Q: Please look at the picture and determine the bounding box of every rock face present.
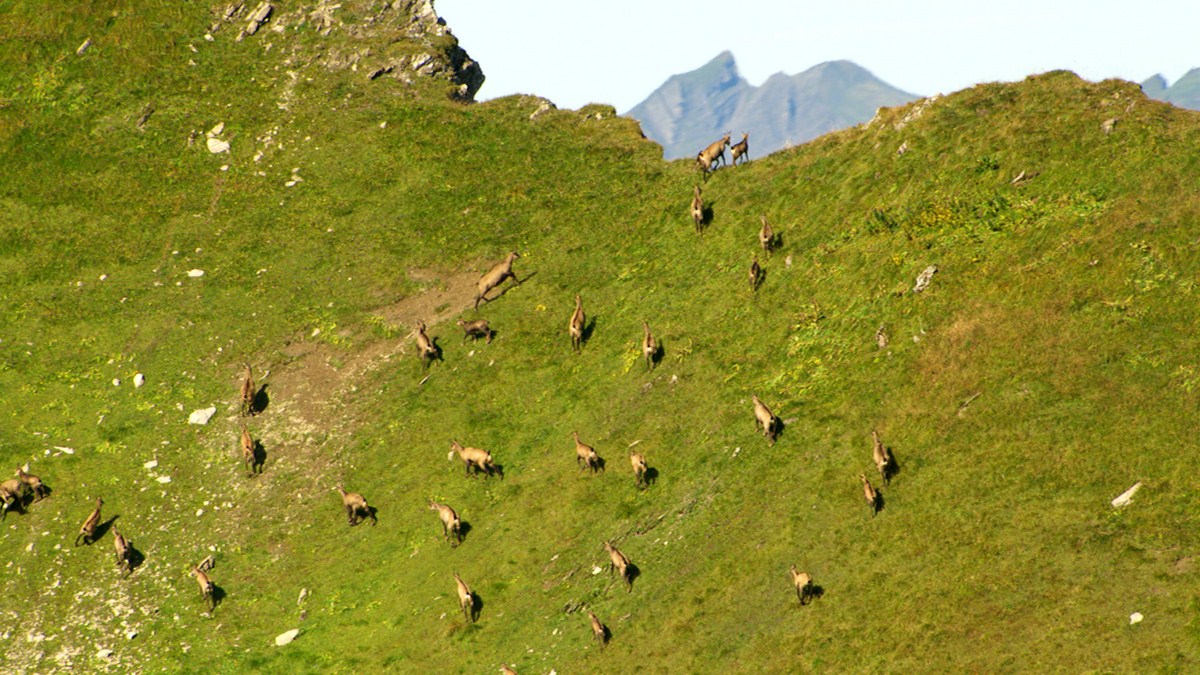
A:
[626,52,918,160]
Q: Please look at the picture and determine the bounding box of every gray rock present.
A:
[187,407,217,425]
[913,265,938,293]
[274,629,300,646]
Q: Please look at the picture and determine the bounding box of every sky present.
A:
[438,0,1198,112]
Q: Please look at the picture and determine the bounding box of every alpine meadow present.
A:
[3,1,1200,673]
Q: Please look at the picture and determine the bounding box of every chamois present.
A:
[457,318,493,344]
[789,565,814,606]
[449,441,499,478]
[588,611,608,649]
[752,395,778,445]
[630,451,649,489]
[75,497,104,546]
[190,566,216,612]
[696,133,730,176]
[239,363,256,416]
[113,527,133,577]
[749,254,763,291]
[453,572,475,623]
[240,425,262,476]
[569,294,586,353]
[871,430,894,485]
[860,473,880,517]
[572,432,603,473]
[603,541,634,592]
[0,478,26,519]
[414,320,439,368]
[16,467,48,502]
[730,132,749,165]
[759,215,775,254]
[475,251,521,309]
[428,500,462,546]
[690,185,705,232]
[642,322,658,371]
[335,484,376,526]
[501,666,518,675]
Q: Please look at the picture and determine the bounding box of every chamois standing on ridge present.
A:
[789,565,814,606]
[572,432,603,473]
[730,132,749,165]
[475,252,520,309]
[75,497,104,546]
[569,294,585,353]
[696,133,730,177]
[336,484,376,526]
[871,430,894,486]
[16,467,48,502]
[453,573,476,623]
[860,473,880,517]
[641,322,658,371]
[457,318,493,344]
[630,451,649,489]
[113,527,133,577]
[449,441,500,478]
[428,500,462,546]
[759,215,775,254]
[604,541,634,592]
[190,566,216,613]
[752,395,778,446]
[239,363,256,417]
[691,185,705,232]
[414,320,439,369]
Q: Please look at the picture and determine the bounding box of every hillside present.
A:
[5,2,1200,673]
[625,52,918,160]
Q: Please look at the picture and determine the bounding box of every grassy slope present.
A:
[4,2,1200,673]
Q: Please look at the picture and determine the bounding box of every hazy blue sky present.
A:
[439,0,1197,112]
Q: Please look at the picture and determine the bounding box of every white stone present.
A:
[913,265,938,293]
[274,629,300,646]
[1130,612,1144,624]
[144,460,158,470]
[1112,482,1142,508]
[206,137,230,154]
[187,269,205,278]
[133,373,145,388]
[208,122,225,137]
[112,378,121,387]
[188,407,217,425]
[126,630,138,640]
[591,566,602,575]
[97,648,113,658]
[157,476,171,484]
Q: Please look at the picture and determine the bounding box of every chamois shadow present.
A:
[365,505,380,525]
[808,585,826,603]
[250,440,267,475]
[625,563,641,591]
[648,342,664,370]
[430,338,445,365]
[126,543,146,574]
[871,490,885,517]
[752,266,767,292]
[592,457,607,473]
[91,515,119,544]
[642,466,659,488]
[491,464,505,481]
[210,584,226,611]
[580,317,597,347]
[701,203,715,226]
[883,448,901,485]
[457,520,473,543]
[468,591,483,623]
[772,417,786,444]
[249,384,270,416]
[597,623,612,646]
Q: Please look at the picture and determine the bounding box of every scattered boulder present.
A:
[274,629,300,646]
[913,265,938,293]
[188,406,217,425]
[1111,481,1142,508]
[237,2,273,41]
[76,38,92,56]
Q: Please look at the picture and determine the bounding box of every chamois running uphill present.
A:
[414,320,439,369]
[759,215,775,254]
[642,322,658,371]
[428,500,463,546]
[871,430,894,485]
[573,432,603,473]
[569,294,585,353]
[453,573,476,623]
[604,541,634,592]
[75,497,104,546]
[696,133,730,177]
[588,611,609,649]
[190,566,216,613]
[691,185,705,233]
[474,252,520,309]
[860,473,880,517]
[239,363,256,417]
[457,318,493,344]
[789,565,814,606]
[630,451,649,489]
[113,527,133,577]
[731,132,749,165]
[336,484,377,526]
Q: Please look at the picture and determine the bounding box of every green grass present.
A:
[4,3,1200,672]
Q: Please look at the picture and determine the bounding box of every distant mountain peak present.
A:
[1143,68,1200,110]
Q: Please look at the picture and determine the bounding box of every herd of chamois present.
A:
[2,131,906,670]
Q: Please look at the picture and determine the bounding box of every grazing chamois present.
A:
[453,572,475,623]
[75,497,104,546]
[572,432,603,473]
[860,473,880,517]
[690,185,704,232]
[749,255,763,291]
[0,478,27,519]
[239,363,256,416]
[414,320,439,368]
[428,500,462,546]
[642,322,658,371]
[588,611,608,649]
[752,395,778,446]
[569,294,585,353]
[604,541,634,592]
[789,565,814,606]
[696,133,730,176]
[630,452,649,489]
[113,527,133,577]
[16,467,48,502]
[759,215,775,254]
[457,318,493,344]
[335,485,376,526]
[475,252,521,309]
[449,441,499,478]
[730,132,749,165]
[871,430,894,485]
[240,426,262,476]
[190,566,216,612]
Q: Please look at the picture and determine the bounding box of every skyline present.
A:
[439,0,1199,111]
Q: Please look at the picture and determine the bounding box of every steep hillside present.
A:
[5,3,1200,673]
[625,52,918,160]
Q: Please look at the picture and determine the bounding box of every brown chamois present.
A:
[860,473,880,517]
[630,451,649,489]
[453,572,475,623]
[871,430,894,486]
[0,477,27,519]
[501,666,518,675]
[16,467,48,502]
[730,132,749,165]
[752,395,778,446]
[240,425,262,477]
[603,541,634,592]
[414,320,439,368]
[335,484,376,526]
[789,565,814,606]
[696,133,730,176]
[569,294,585,353]
[449,441,499,478]
[588,611,609,649]
[690,185,705,232]
[642,322,658,371]
[749,254,763,291]
[428,500,462,546]
[475,251,521,309]
[239,363,256,416]
[572,432,603,473]
[75,497,104,546]
[113,527,133,577]
[457,318,493,344]
[190,566,216,612]
[759,215,775,254]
